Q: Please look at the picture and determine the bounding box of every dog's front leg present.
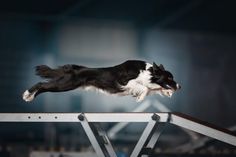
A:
[136,86,149,102]
[124,80,149,102]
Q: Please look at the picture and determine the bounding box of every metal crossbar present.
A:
[0,112,235,157]
[0,113,169,122]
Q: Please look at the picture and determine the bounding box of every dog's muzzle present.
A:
[176,84,181,90]
[165,83,181,91]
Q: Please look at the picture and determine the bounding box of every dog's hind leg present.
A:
[23,82,44,102]
[23,69,82,102]
[22,82,69,102]
[23,78,78,102]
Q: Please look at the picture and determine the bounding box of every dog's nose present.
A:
[176,84,181,89]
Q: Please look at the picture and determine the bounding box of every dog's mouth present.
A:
[160,88,174,97]
[163,84,181,91]
[159,84,181,97]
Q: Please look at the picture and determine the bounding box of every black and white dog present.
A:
[23,60,181,102]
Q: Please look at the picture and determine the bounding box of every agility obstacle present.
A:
[0,112,235,157]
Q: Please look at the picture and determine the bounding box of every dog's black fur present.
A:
[23,60,180,102]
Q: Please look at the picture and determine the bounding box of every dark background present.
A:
[0,0,236,156]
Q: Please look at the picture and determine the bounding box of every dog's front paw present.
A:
[136,96,145,102]
[23,90,36,102]
[136,92,147,102]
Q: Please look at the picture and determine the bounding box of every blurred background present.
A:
[0,0,236,156]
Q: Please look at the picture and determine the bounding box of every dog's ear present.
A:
[153,62,165,72]
[159,64,165,71]
[153,62,159,72]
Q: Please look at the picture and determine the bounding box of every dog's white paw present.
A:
[23,90,36,102]
[136,96,145,102]
[136,92,148,102]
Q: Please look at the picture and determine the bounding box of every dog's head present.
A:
[149,62,181,97]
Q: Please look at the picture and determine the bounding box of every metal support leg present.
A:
[78,114,117,157]
[130,114,163,157]
[141,124,166,157]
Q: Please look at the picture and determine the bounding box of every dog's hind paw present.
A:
[23,90,36,102]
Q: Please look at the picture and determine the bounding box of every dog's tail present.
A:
[35,65,62,79]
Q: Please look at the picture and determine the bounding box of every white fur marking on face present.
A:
[145,63,152,70]
[142,62,163,90]
[23,90,37,102]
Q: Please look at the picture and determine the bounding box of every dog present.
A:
[23,60,181,102]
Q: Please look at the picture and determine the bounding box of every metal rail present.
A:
[0,112,169,122]
[0,112,235,157]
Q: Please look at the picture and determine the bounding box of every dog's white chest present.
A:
[120,67,153,100]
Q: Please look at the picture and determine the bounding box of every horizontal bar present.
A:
[0,113,169,122]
